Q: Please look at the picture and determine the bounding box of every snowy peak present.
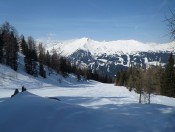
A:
[43,38,175,56]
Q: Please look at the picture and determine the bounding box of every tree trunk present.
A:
[139,90,142,104]
[148,92,150,104]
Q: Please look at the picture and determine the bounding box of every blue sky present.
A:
[0,0,175,43]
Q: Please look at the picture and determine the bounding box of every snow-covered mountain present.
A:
[43,38,175,55]
[40,38,175,77]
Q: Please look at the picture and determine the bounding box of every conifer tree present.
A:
[0,22,18,71]
[39,61,46,78]
[0,32,4,63]
[20,35,28,55]
[38,43,45,62]
[59,57,68,77]
[10,33,18,71]
[45,50,51,68]
[51,48,58,70]
[161,53,175,97]
[25,36,38,76]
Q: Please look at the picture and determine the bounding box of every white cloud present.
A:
[48,33,57,37]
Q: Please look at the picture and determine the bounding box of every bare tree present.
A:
[134,69,143,104]
[166,9,175,40]
[143,67,155,104]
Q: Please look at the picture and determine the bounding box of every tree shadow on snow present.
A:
[56,96,175,132]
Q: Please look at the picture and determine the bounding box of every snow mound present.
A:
[0,91,98,132]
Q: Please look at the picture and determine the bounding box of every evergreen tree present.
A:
[115,71,120,85]
[38,43,45,62]
[59,57,68,77]
[25,36,38,76]
[161,53,175,97]
[51,48,58,70]
[39,61,46,78]
[10,33,18,71]
[20,35,28,55]
[0,22,18,71]
[45,50,51,68]
[0,31,4,63]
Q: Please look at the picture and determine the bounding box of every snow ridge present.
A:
[41,38,175,56]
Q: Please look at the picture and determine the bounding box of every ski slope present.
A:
[0,63,175,132]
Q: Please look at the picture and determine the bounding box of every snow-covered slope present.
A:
[44,38,175,56]
[0,59,175,132]
[0,53,88,98]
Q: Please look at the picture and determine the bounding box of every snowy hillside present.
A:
[0,63,175,132]
[0,53,88,98]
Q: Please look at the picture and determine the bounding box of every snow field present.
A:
[0,62,175,132]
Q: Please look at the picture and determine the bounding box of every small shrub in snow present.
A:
[21,86,27,92]
[11,89,19,98]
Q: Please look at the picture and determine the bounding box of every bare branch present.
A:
[166,9,175,40]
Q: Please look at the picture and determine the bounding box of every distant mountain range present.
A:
[40,38,175,77]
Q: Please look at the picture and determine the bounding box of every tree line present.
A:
[0,21,112,83]
[20,34,112,82]
[0,22,18,71]
[115,53,175,103]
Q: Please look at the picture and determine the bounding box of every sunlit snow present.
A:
[0,54,175,132]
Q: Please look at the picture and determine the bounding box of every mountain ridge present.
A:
[38,37,175,56]
[38,38,175,77]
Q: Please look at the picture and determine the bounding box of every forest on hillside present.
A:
[115,53,175,103]
[0,22,112,83]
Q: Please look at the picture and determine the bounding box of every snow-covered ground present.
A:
[0,63,175,132]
